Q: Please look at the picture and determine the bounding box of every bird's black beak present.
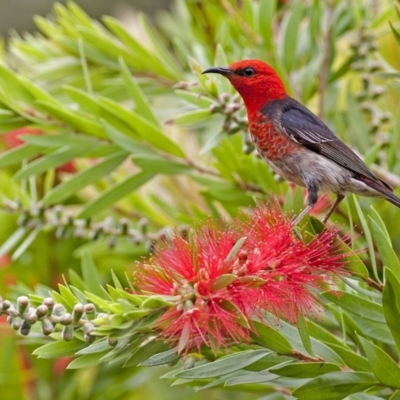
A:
[202,66,232,76]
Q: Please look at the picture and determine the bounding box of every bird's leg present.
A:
[322,194,345,224]
[292,182,318,226]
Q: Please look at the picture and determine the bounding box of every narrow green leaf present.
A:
[322,291,385,323]
[19,133,99,148]
[298,313,314,356]
[119,58,159,126]
[67,350,110,369]
[99,98,184,157]
[358,336,400,389]
[81,252,103,298]
[42,151,128,205]
[281,0,303,71]
[259,0,277,51]
[12,227,41,261]
[36,101,105,138]
[271,362,341,378]
[76,338,113,355]
[139,348,180,367]
[382,269,400,351]
[123,339,169,367]
[352,196,379,282]
[77,171,154,218]
[0,144,42,168]
[131,154,193,175]
[14,145,92,180]
[369,211,400,276]
[166,109,212,126]
[251,321,293,354]
[225,371,280,386]
[328,344,370,372]
[292,372,377,400]
[63,86,101,116]
[0,227,26,256]
[33,338,86,359]
[102,120,158,156]
[176,350,271,378]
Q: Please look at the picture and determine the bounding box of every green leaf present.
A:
[36,101,106,138]
[139,348,180,367]
[67,350,110,369]
[19,133,100,148]
[99,98,184,158]
[0,144,43,168]
[33,338,87,359]
[119,58,159,126]
[14,145,92,180]
[176,350,271,378]
[259,0,277,51]
[77,171,155,218]
[270,362,341,378]
[352,196,379,282]
[322,291,385,323]
[12,227,41,261]
[328,344,370,372]
[298,313,314,356]
[76,339,111,355]
[369,209,400,276]
[358,336,400,389]
[280,0,303,71]
[166,109,212,125]
[292,372,377,400]
[225,370,280,386]
[382,269,400,351]
[63,86,101,116]
[81,252,103,298]
[0,227,26,256]
[131,154,194,175]
[102,120,158,156]
[42,151,128,205]
[251,321,293,354]
[123,339,169,367]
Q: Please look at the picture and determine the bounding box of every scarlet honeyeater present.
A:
[203,60,400,224]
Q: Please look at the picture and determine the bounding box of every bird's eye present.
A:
[243,68,255,77]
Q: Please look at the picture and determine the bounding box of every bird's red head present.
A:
[203,59,287,116]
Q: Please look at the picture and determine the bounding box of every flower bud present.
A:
[11,316,22,330]
[108,338,118,347]
[2,300,12,312]
[119,218,130,235]
[52,303,66,317]
[72,304,84,323]
[84,304,96,320]
[60,313,73,326]
[17,296,30,315]
[137,218,149,234]
[43,298,54,313]
[26,311,38,325]
[41,319,54,336]
[20,320,31,336]
[36,305,49,319]
[62,325,74,341]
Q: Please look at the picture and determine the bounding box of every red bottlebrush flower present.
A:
[135,205,348,354]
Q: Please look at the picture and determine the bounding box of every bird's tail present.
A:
[358,175,400,209]
[383,190,400,209]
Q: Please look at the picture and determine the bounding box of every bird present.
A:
[202,59,400,225]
